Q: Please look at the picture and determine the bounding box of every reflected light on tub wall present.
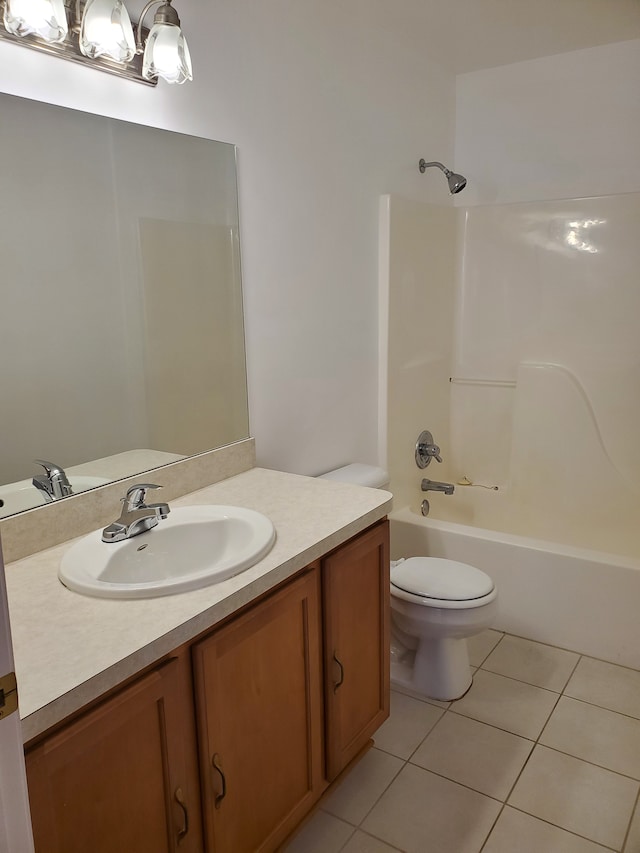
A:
[0,0,192,85]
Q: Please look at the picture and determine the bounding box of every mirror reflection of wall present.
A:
[0,93,249,515]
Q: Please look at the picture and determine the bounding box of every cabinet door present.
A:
[323,520,390,780]
[25,652,202,853]
[193,568,324,853]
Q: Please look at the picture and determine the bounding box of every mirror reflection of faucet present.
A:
[32,459,73,502]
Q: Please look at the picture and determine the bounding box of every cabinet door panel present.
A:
[193,568,323,853]
[323,521,390,780]
[26,654,202,853]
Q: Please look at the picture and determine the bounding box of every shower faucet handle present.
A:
[415,430,443,468]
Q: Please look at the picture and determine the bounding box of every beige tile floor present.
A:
[282,631,640,853]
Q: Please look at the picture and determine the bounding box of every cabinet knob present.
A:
[212,753,227,808]
[174,787,189,844]
[333,652,345,693]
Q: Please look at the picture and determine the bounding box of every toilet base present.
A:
[390,637,473,702]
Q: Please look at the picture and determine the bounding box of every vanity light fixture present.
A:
[3,0,68,42]
[0,0,192,85]
[79,0,135,63]
[138,0,192,85]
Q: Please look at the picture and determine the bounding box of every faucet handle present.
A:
[415,431,443,468]
[429,446,443,464]
[124,483,162,510]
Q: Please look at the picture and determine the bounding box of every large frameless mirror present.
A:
[0,92,249,519]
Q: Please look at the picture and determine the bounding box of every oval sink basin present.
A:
[59,505,276,599]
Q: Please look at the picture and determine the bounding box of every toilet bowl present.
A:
[318,464,498,702]
[390,557,497,700]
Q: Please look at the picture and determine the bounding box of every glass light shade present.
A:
[3,0,68,43]
[79,0,136,62]
[142,23,192,84]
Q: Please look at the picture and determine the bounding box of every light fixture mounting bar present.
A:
[0,1,157,86]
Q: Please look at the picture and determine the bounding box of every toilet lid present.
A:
[391,557,494,601]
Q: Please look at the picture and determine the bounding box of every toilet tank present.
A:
[318,463,389,490]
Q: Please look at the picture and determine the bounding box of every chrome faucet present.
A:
[102,483,170,543]
[421,478,455,496]
[32,459,73,501]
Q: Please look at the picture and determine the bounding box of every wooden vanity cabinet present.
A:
[25,650,203,853]
[322,520,390,780]
[24,520,389,853]
[192,566,324,853]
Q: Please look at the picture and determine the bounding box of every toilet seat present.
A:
[391,557,496,609]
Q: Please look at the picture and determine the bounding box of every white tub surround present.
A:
[6,468,392,742]
[391,507,640,671]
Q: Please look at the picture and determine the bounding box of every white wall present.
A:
[0,1,456,476]
[455,39,640,206]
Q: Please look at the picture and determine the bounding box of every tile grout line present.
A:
[500,630,594,659]
[620,785,640,853]
[324,632,640,853]
[477,801,506,853]
[535,651,640,785]
[447,704,545,740]
[504,804,620,852]
[471,638,640,849]
[563,649,584,688]
[385,638,569,851]
[402,637,638,847]
[530,742,640,785]
[475,661,579,696]
[375,708,446,765]
[475,649,620,853]
[478,639,584,695]
[399,758,506,806]
[470,631,506,668]
[475,646,572,853]
[481,642,638,850]
[350,693,510,849]
[421,664,546,853]
[408,666,545,852]
[335,824,357,853]
[501,681,564,793]
[559,692,640,724]
[337,826,405,853]
[322,747,407,841]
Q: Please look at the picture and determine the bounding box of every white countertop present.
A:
[5,468,392,742]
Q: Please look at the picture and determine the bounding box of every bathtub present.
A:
[390,506,640,670]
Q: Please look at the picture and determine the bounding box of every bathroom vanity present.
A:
[5,468,391,853]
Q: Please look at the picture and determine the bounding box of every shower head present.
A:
[446,171,467,194]
[419,159,467,194]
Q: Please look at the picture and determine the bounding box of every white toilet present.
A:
[319,464,498,701]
